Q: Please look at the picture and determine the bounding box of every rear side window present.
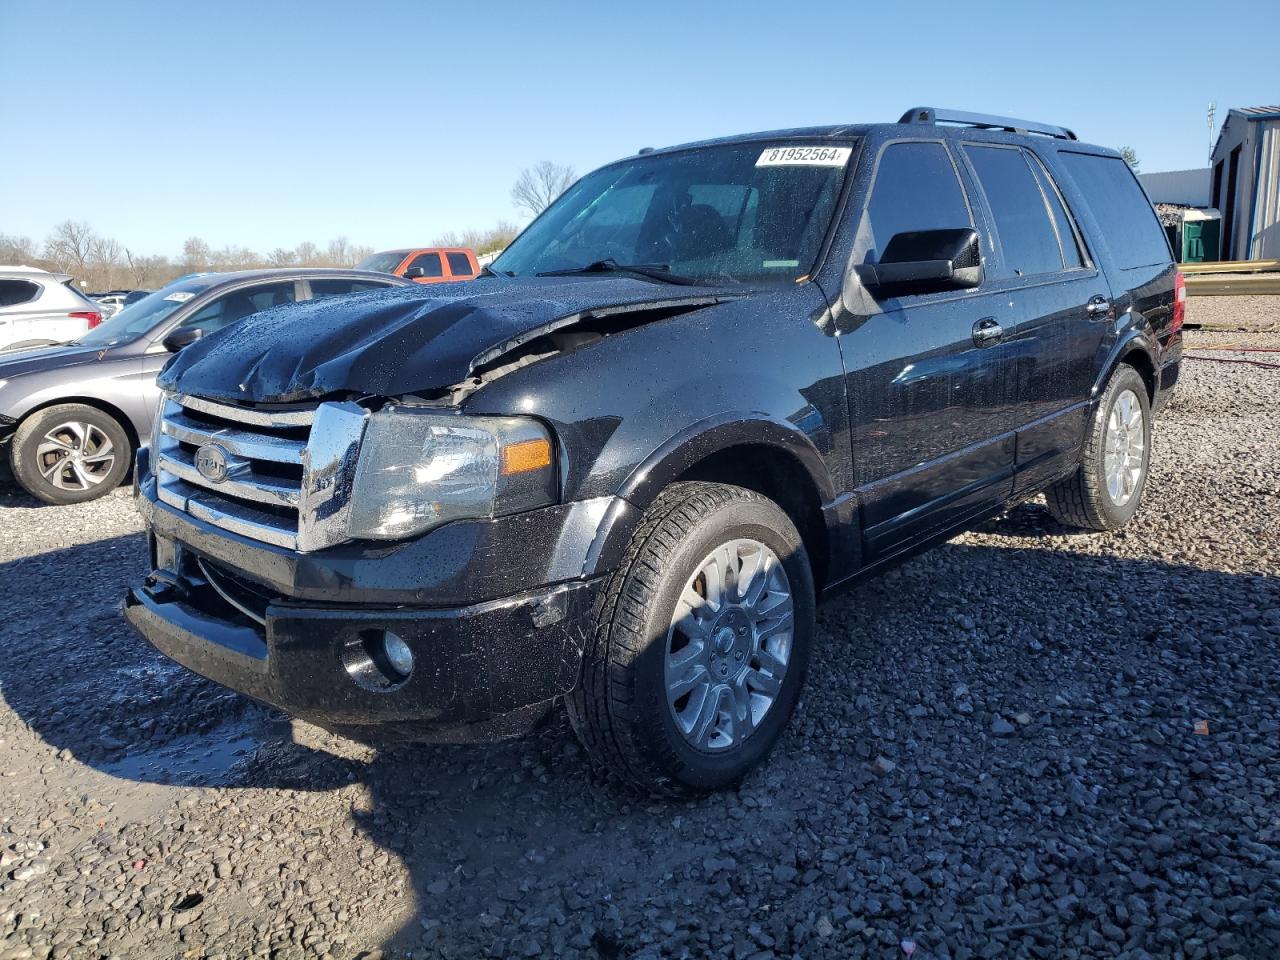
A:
[407,252,443,277]
[445,253,474,276]
[1026,153,1085,269]
[1059,153,1171,269]
[310,279,390,298]
[861,141,972,264]
[0,279,40,307]
[965,145,1064,277]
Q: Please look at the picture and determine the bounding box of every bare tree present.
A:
[325,236,357,266]
[511,161,576,218]
[92,236,124,289]
[45,220,100,275]
[181,237,212,272]
[267,247,297,267]
[294,241,320,266]
[125,249,169,288]
[0,233,41,266]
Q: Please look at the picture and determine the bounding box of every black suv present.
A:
[125,108,1183,793]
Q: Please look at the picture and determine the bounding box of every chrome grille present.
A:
[155,391,370,553]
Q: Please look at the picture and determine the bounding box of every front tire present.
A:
[566,482,815,794]
[1045,364,1152,531]
[10,403,132,504]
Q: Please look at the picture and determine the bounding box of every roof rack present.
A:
[899,107,1077,141]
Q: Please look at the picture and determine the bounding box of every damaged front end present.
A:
[128,279,733,740]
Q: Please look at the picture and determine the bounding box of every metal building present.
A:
[1210,105,1280,260]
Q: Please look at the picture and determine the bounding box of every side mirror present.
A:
[162,327,203,352]
[404,266,427,279]
[854,228,983,297]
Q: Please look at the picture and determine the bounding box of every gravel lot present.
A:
[1,322,1277,960]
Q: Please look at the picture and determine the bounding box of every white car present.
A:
[0,266,104,353]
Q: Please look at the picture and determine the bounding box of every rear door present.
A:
[843,139,1016,562]
[444,251,477,280]
[958,142,1112,495]
[0,278,43,348]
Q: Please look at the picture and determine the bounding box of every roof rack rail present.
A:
[898,107,1078,141]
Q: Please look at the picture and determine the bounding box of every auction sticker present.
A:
[756,146,851,167]
[163,291,195,302]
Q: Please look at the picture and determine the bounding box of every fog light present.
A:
[342,629,415,691]
[382,631,414,678]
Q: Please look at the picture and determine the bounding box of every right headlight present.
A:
[346,407,557,541]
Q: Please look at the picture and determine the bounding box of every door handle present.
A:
[1086,295,1112,319]
[971,317,1003,346]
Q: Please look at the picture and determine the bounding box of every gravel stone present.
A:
[0,322,1278,958]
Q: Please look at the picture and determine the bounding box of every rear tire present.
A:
[1045,364,1151,531]
[10,403,132,505]
[566,481,815,795]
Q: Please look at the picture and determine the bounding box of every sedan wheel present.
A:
[36,421,118,492]
[10,403,132,505]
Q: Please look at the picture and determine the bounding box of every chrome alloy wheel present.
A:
[1103,388,1145,507]
[35,421,116,491]
[664,539,794,752]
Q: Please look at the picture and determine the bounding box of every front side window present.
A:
[493,141,854,284]
[0,279,40,308]
[859,141,972,265]
[1059,152,1172,269]
[965,145,1066,278]
[407,252,443,278]
[179,281,297,336]
[446,252,474,276]
[357,251,410,273]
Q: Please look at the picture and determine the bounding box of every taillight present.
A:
[1171,272,1186,334]
[70,311,102,329]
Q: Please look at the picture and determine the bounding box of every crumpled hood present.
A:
[159,276,732,404]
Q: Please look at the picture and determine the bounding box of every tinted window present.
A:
[965,145,1064,277]
[493,141,852,284]
[1060,153,1171,269]
[445,253,474,276]
[309,279,390,299]
[407,252,443,277]
[356,251,410,273]
[180,281,297,335]
[1027,154,1085,269]
[861,142,971,265]
[0,279,40,307]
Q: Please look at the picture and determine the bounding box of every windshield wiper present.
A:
[480,264,512,278]
[536,259,701,285]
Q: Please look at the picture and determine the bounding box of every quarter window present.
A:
[309,279,390,299]
[407,252,443,277]
[965,145,1064,277]
[0,279,40,308]
[445,253,474,276]
[861,142,972,265]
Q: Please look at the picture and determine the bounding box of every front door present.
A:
[842,139,1015,562]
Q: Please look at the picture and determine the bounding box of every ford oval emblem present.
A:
[194,444,230,484]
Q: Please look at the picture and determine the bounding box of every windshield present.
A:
[356,251,410,273]
[74,278,213,347]
[493,141,854,284]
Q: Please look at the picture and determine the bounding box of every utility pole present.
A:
[1207,102,1217,164]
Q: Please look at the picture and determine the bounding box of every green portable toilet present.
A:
[1181,209,1222,263]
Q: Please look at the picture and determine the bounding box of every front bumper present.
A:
[125,448,607,742]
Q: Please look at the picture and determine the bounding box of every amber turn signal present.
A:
[501,438,552,475]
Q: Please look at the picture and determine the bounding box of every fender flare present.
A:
[580,412,838,577]
[1094,329,1158,401]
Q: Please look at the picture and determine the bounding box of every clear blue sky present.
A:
[3,0,1277,257]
